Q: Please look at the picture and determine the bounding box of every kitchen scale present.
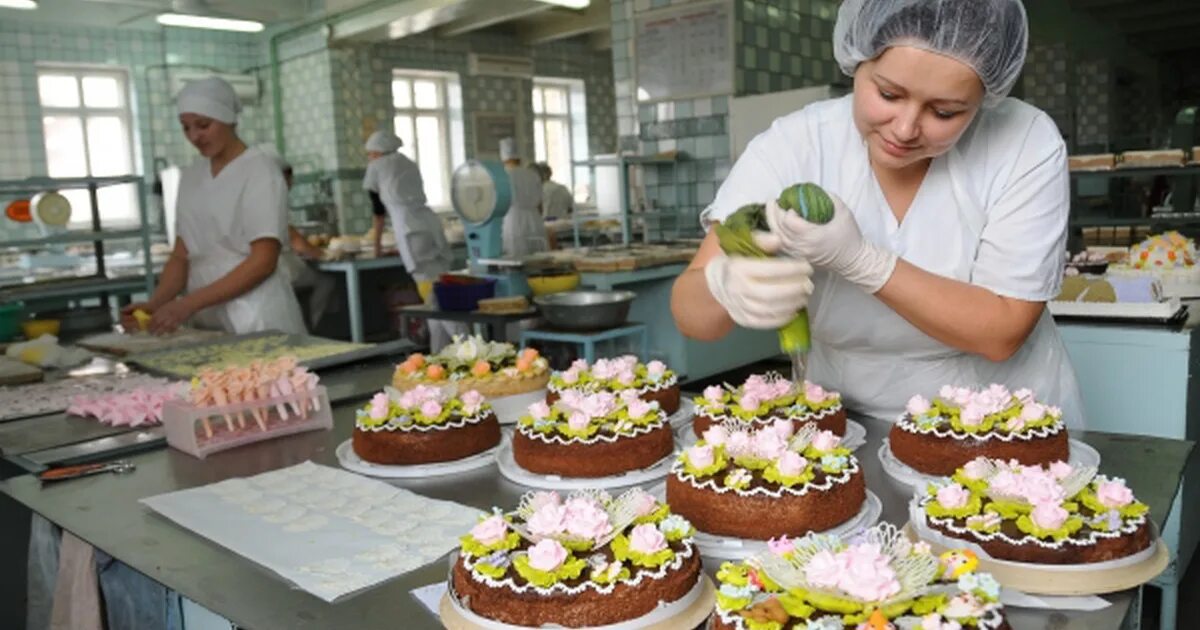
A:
[449,160,530,296]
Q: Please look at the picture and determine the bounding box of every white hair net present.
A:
[365,130,402,153]
[833,0,1028,106]
[176,76,240,124]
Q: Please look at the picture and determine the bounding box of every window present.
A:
[36,66,139,226]
[532,78,589,202]
[391,70,464,210]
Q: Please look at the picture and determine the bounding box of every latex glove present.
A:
[755,196,898,294]
[704,254,814,329]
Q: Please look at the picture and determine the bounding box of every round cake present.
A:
[916,457,1153,565]
[546,355,681,415]
[667,420,864,540]
[693,372,846,438]
[392,335,550,398]
[1107,231,1200,297]
[351,386,500,465]
[451,488,701,627]
[513,389,673,477]
[712,522,1012,630]
[889,385,1070,476]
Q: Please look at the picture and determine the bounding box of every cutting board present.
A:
[77,328,228,356]
[0,357,44,386]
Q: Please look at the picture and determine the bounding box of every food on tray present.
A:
[393,335,549,398]
[450,488,701,627]
[1056,276,1117,302]
[711,522,1011,630]
[1064,250,1110,275]
[547,356,680,415]
[888,385,1069,476]
[475,295,529,314]
[667,422,865,540]
[1107,231,1200,298]
[187,357,321,438]
[67,380,187,427]
[916,458,1153,565]
[1118,149,1186,168]
[1067,153,1117,171]
[693,372,846,438]
[131,333,366,378]
[513,389,672,477]
[352,385,500,465]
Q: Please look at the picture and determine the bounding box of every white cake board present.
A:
[490,389,547,425]
[877,438,1101,489]
[667,398,695,430]
[495,437,675,490]
[689,490,883,560]
[674,419,867,453]
[335,440,498,478]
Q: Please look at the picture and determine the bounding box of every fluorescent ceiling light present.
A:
[0,0,38,10]
[157,13,264,33]
[534,0,590,8]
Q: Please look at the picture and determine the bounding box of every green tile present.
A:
[711,96,729,114]
[743,45,756,69]
[769,51,781,73]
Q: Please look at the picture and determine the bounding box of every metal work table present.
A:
[398,304,542,341]
[2,405,1188,630]
[316,256,409,343]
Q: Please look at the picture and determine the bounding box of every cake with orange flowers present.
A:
[351,386,500,465]
[450,488,701,627]
[546,355,681,415]
[667,421,865,541]
[915,458,1154,565]
[514,390,673,477]
[392,335,550,399]
[1107,231,1200,298]
[692,373,846,438]
[889,385,1070,477]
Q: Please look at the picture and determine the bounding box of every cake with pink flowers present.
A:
[692,372,846,439]
[450,488,701,627]
[917,458,1153,565]
[393,335,550,398]
[712,522,1012,630]
[352,385,500,465]
[546,355,680,415]
[667,421,865,541]
[889,385,1069,477]
[514,390,673,477]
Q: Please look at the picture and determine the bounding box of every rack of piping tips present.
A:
[162,357,332,459]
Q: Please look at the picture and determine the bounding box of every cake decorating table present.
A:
[0,404,1190,629]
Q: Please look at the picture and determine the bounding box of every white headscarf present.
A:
[176,76,240,124]
[365,130,402,153]
[499,137,518,161]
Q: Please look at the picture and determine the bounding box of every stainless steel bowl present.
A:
[533,290,636,331]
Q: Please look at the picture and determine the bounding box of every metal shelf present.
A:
[0,229,145,250]
[0,276,149,303]
[1070,165,1200,179]
[0,175,143,195]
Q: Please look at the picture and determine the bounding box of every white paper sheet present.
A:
[410,582,447,618]
[142,461,478,602]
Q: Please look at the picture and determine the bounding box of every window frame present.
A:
[532,78,577,194]
[391,69,459,211]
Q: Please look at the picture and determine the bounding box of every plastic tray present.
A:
[162,386,332,459]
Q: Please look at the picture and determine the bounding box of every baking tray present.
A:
[77,327,229,356]
[1047,300,1188,324]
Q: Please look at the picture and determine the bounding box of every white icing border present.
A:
[696,403,842,426]
[516,412,668,446]
[916,494,1148,551]
[669,456,860,499]
[895,413,1066,443]
[355,410,492,433]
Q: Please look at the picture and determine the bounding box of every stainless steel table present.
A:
[0,407,1189,630]
[317,256,409,343]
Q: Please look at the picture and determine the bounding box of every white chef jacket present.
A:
[502,165,548,257]
[542,180,573,220]
[363,152,453,282]
[703,94,1084,428]
[174,146,306,335]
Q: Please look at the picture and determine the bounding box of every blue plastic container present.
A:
[433,277,497,312]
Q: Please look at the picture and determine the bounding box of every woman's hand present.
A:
[756,197,897,294]
[148,298,195,334]
[704,254,814,329]
[119,302,153,332]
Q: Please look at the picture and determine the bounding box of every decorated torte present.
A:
[693,372,846,438]
[392,335,550,398]
[712,522,1011,630]
[668,421,865,541]
[547,356,681,415]
[450,488,701,627]
[1107,231,1200,297]
[513,389,672,477]
[915,458,1153,565]
[888,385,1069,477]
[351,386,500,465]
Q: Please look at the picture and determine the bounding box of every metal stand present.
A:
[519,323,648,364]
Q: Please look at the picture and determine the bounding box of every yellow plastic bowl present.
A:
[528,272,581,296]
[21,319,60,339]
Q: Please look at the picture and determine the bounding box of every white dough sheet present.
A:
[141,461,478,602]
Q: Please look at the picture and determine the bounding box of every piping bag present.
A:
[714,183,836,388]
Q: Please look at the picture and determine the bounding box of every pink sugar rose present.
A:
[1004,416,1025,433]
[564,498,613,542]
[771,418,794,440]
[959,403,986,427]
[952,387,973,405]
[527,503,568,538]
[1030,502,1069,531]
[1097,478,1135,509]
[989,470,1021,497]
[804,549,842,589]
[804,382,829,404]
[369,393,390,420]
[398,389,419,409]
[619,389,640,404]
[702,425,729,446]
[906,394,931,416]
[529,491,561,511]
[753,428,788,460]
[528,400,551,421]
[570,359,589,372]
[961,458,990,480]
[527,539,568,572]
[580,392,618,419]
[1047,405,1062,419]
[726,431,753,458]
[470,514,509,546]
[647,360,667,377]
[775,451,808,478]
[938,385,956,400]
[561,368,581,385]
[703,385,725,403]
[631,491,658,518]
[838,543,901,602]
[420,400,443,418]
[626,399,653,419]
[1049,461,1073,480]
[686,444,715,469]
[628,523,667,555]
[567,411,591,432]
[617,370,637,386]
[936,484,971,510]
[987,383,1010,400]
[739,394,761,412]
[767,535,794,556]
[460,390,485,413]
[1018,470,1066,506]
[1014,388,1035,405]
[811,430,841,453]
[1019,402,1046,423]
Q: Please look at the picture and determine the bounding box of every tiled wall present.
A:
[1022,42,1073,142]
[1074,58,1113,152]
[735,0,839,95]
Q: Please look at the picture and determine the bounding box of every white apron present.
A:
[503,165,548,257]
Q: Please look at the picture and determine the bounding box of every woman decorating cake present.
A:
[671,0,1084,427]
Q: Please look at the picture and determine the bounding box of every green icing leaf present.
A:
[910,594,947,615]
[985,499,1031,519]
[474,562,507,580]
[459,530,520,557]
[778,591,814,618]
[610,534,675,568]
[762,462,816,488]
[802,589,864,615]
[512,553,587,588]
[680,445,728,477]
[717,561,750,587]
[742,618,784,630]
[732,454,773,471]
[926,492,984,520]
[634,503,671,525]
[716,591,752,612]
[1016,514,1084,541]
[589,563,631,585]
